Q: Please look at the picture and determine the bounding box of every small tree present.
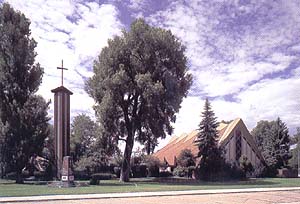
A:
[71,114,96,162]
[195,99,224,180]
[239,155,254,177]
[177,149,195,167]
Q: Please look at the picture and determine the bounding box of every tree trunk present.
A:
[15,169,24,184]
[120,132,134,182]
[146,140,151,155]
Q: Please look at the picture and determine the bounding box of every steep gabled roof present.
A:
[153,118,264,166]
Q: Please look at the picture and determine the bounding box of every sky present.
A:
[2,0,300,150]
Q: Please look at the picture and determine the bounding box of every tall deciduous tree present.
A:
[251,120,272,152]
[195,99,223,180]
[0,3,48,183]
[252,118,291,173]
[86,19,192,182]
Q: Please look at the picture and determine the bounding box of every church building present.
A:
[154,118,265,172]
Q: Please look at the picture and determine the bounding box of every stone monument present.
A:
[61,156,75,187]
[51,60,73,180]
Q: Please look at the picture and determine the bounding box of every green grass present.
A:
[0,177,300,197]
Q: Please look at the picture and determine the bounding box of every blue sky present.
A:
[2,0,300,146]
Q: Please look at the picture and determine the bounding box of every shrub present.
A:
[173,166,188,177]
[142,155,160,177]
[5,172,16,180]
[33,171,45,180]
[131,164,147,178]
[113,167,121,177]
[148,165,159,177]
[177,149,195,167]
[74,153,107,174]
[194,162,246,181]
[74,170,90,180]
[239,155,254,176]
[90,173,112,185]
[159,171,173,177]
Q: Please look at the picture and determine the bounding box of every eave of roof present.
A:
[153,118,265,166]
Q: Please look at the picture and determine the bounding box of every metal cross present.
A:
[57,59,68,86]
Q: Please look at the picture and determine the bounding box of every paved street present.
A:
[7,190,300,204]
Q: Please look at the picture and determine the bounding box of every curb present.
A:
[1,187,300,203]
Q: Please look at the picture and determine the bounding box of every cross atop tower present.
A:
[57,59,68,86]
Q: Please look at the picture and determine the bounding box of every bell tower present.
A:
[51,60,73,178]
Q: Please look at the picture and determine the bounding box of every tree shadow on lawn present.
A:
[142,178,280,187]
[0,178,282,188]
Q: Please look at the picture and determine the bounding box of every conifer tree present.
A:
[195,99,223,180]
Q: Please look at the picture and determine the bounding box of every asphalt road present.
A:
[8,190,300,204]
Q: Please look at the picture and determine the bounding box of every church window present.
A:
[236,131,242,161]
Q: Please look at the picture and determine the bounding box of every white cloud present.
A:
[147,0,300,96]
[146,0,300,143]
[6,0,123,120]
[168,74,300,147]
[3,0,300,152]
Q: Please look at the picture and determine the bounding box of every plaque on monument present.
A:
[61,156,75,186]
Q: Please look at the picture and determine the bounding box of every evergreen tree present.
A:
[86,19,192,182]
[195,99,224,180]
[0,3,48,183]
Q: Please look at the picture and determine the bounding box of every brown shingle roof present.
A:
[154,121,230,166]
[153,118,264,166]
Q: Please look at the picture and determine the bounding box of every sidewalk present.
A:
[1,187,300,203]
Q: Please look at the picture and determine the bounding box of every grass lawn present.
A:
[0,177,300,197]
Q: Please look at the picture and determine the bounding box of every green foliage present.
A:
[177,149,195,167]
[74,152,108,173]
[289,128,300,169]
[0,3,49,183]
[252,118,291,173]
[239,155,254,176]
[42,124,55,163]
[173,166,188,177]
[71,114,96,162]
[252,120,273,152]
[131,164,147,178]
[195,99,224,180]
[110,152,124,168]
[142,155,160,177]
[159,171,173,177]
[86,19,192,181]
[139,130,158,155]
[173,166,194,178]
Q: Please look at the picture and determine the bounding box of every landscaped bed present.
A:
[1,177,300,197]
